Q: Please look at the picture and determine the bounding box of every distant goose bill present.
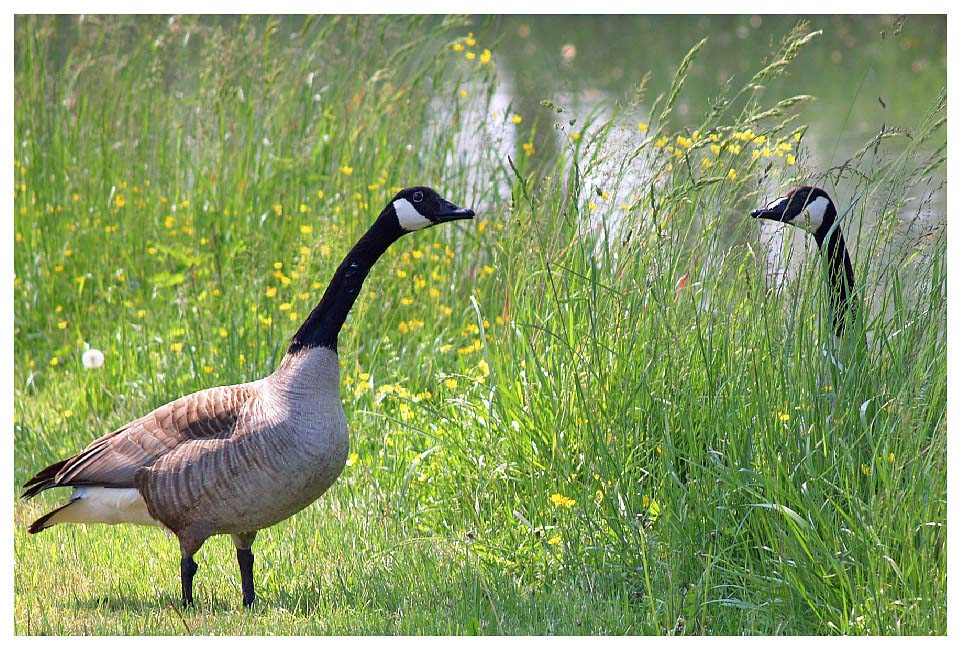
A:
[22,186,474,608]
[751,185,856,338]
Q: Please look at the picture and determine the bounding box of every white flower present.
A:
[82,348,104,369]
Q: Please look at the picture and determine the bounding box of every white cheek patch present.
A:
[787,196,828,233]
[393,198,433,232]
[804,196,828,232]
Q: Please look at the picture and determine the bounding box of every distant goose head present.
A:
[751,185,837,245]
[386,186,475,233]
[751,185,856,340]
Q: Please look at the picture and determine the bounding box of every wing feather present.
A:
[21,383,256,497]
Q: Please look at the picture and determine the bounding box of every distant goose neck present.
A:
[288,215,401,354]
[817,228,856,337]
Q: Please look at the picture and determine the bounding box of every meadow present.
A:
[13,15,946,634]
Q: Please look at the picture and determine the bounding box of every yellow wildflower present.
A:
[300,224,313,235]
[522,142,534,156]
[452,42,464,52]
[549,493,576,508]
[465,51,476,61]
[479,49,491,64]
[465,33,476,47]
[341,165,353,175]
[170,342,183,352]
[778,412,790,422]
[512,114,523,124]
[727,169,737,180]
[637,122,648,132]
[786,154,796,166]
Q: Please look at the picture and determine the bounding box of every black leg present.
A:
[181,556,198,607]
[237,548,255,607]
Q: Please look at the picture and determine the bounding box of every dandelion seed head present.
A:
[82,348,104,369]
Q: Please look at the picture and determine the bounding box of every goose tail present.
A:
[21,458,70,499]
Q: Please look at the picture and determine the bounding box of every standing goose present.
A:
[751,186,856,342]
[22,186,474,608]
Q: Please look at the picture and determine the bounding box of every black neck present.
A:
[288,211,403,354]
[814,227,856,337]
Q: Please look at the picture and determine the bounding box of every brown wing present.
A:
[21,383,256,498]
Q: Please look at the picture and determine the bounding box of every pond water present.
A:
[469,15,945,299]
[481,15,945,173]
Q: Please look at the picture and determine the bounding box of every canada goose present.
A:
[21,186,474,608]
[751,186,856,342]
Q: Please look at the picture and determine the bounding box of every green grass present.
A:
[14,16,946,635]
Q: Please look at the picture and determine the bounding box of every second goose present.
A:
[751,185,857,342]
[22,186,474,608]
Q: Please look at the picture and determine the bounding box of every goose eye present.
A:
[412,191,424,203]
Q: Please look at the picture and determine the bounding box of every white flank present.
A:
[393,198,433,231]
[46,487,163,528]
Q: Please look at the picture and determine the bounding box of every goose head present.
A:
[386,186,474,233]
[751,186,837,243]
